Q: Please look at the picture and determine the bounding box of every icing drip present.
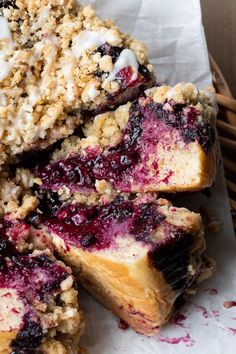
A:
[0,52,11,81]
[0,16,14,81]
[104,49,139,84]
[0,16,12,41]
[72,30,118,58]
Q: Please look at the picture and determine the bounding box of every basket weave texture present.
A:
[209,55,236,232]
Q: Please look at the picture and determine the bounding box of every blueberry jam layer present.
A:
[43,196,165,250]
[35,151,96,192]
[41,196,195,291]
[10,311,43,353]
[0,253,68,303]
[0,0,17,8]
[149,232,194,292]
[35,95,215,193]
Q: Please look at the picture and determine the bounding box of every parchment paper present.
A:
[79,1,236,353]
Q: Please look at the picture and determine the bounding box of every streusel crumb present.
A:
[146,83,217,124]
[0,0,153,167]
[0,168,38,217]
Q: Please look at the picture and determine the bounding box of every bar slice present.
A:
[0,244,84,353]
[28,194,213,335]
[0,0,153,166]
[33,83,217,196]
[0,173,85,353]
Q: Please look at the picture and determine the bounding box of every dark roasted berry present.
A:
[0,0,17,8]
[11,313,43,352]
[138,64,151,81]
[25,212,42,228]
[96,44,123,63]
[80,233,97,248]
[149,232,194,291]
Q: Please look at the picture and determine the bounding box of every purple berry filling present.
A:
[35,151,96,192]
[0,253,68,303]
[40,196,194,291]
[35,95,214,193]
[0,217,30,257]
[148,232,194,291]
[0,220,70,352]
[0,0,16,8]
[96,43,151,85]
[43,196,165,250]
[0,250,69,352]
[96,44,123,64]
[10,311,43,353]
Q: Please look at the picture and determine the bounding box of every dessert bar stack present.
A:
[0,0,217,352]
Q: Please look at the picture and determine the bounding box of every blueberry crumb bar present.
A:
[0,247,84,353]
[0,0,154,167]
[29,83,217,197]
[0,0,218,345]
[28,194,214,335]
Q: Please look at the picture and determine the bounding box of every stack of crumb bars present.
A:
[0,1,218,353]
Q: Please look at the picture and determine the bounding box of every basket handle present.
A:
[209,54,236,126]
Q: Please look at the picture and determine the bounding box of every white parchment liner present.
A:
[78,1,236,353]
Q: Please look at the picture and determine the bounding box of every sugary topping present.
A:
[146,83,217,121]
[0,16,12,42]
[0,0,152,167]
[0,16,14,81]
[34,85,216,194]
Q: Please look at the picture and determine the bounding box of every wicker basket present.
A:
[209,55,236,232]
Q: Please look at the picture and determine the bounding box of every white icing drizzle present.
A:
[33,36,58,101]
[104,49,139,85]
[0,17,15,81]
[27,86,41,106]
[62,58,75,101]
[31,4,51,31]
[0,91,7,106]
[87,83,100,100]
[0,52,10,81]
[72,30,118,58]
[0,17,12,41]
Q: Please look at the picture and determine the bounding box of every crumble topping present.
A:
[146,83,217,124]
[0,0,153,167]
[50,102,130,163]
[0,168,39,218]
[83,103,131,148]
